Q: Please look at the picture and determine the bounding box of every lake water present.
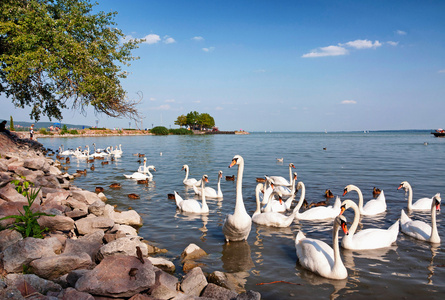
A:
[40,131,445,299]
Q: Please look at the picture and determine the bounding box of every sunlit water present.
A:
[40,132,445,299]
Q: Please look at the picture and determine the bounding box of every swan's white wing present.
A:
[296,236,335,278]
[411,197,433,210]
[342,220,399,250]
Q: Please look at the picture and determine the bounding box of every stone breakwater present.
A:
[0,133,261,300]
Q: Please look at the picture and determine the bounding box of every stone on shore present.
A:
[201,283,238,300]
[29,252,93,280]
[37,215,75,231]
[0,229,22,252]
[71,190,102,205]
[181,243,207,261]
[74,216,114,235]
[63,231,104,260]
[97,236,148,260]
[5,273,63,296]
[180,266,207,296]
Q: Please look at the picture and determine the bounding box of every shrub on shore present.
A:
[150,126,169,135]
[169,128,193,135]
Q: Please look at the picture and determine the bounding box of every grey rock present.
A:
[88,200,105,216]
[29,252,93,280]
[75,216,114,235]
[235,290,261,300]
[0,229,22,252]
[71,190,102,205]
[66,269,90,288]
[180,267,207,297]
[201,283,238,300]
[37,215,75,231]
[64,231,104,260]
[97,236,148,261]
[5,273,63,295]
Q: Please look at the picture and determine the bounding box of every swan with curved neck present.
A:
[343,184,386,216]
[262,177,297,213]
[398,181,434,211]
[274,172,298,197]
[222,155,252,242]
[269,163,296,186]
[295,215,349,280]
[124,164,156,180]
[339,199,399,250]
[400,193,441,243]
[193,170,223,198]
[182,164,201,186]
[174,175,209,213]
[260,177,275,205]
[253,185,299,227]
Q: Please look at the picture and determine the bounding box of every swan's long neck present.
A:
[201,178,207,209]
[253,186,262,217]
[332,222,343,272]
[288,165,293,185]
[217,174,222,195]
[234,160,247,215]
[351,185,364,213]
[184,166,189,180]
[293,182,306,215]
[347,200,360,236]
[429,199,440,243]
[406,183,413,210]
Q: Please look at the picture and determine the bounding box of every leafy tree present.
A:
[150,126,169,135]
[9,115,14,131]
[174,114,187,127]
[0,0,144,122]
[186,111,200,129]
[197,113,215,130]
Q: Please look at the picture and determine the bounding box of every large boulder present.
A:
[75,255,156,298]
[75,216,114,235]
[0,183,27,203]
[0,229,22,252]
[29,252,93,280]
[71,190,102,205]
[5,273,63,296]
[180,266,207,296]
[64,231,104,260]
[37,215,75,231]
[97,236,148,260]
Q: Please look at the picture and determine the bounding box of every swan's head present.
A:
[148,165,156,171]
[296,181,304,192]
[343,185,354,196]
[335,215,349,235]
[229,155,243,168]
[182,164,188,171]
[256,183,264,194]
[218,170,223,178]
[433,193,441,211]
[289,163,296,168]
[293,172,298,180]
[339,199,357,215]
[274,191,283,204]
[202,175,209,182]
[265,176,275,189]
[397,181,409,191]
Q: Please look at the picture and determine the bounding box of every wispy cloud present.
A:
[396,30,407,35]
[202,47,215,52]
[149,104,171,110]
[302,45,349,58]
[163,35,176,44]
[142,34,161,44]
[149,97,156,101]
[438,69,445,73]
[216,106,223,110]
[387,41,399,46]
[341,100,357,104]
[192,36,204,41]
[254,69,266,73]
[342,39,381,49]
[165,99,175,103]
[193,100,201,103]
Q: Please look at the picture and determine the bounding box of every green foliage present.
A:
[1,179,53,238]
[169,128,193,135]
[11,176,33,196]
[10,116,15,131]
[179,111,216,130]
[69,129,79,134]
[38,128,48,135]
[150,126,169,135]
[198,113,215,129]
[0,0,144,122]
[88,127,107,131]
[174,114,187,127]
[60,124,68,135]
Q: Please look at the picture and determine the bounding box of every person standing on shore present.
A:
[30,124,34,140]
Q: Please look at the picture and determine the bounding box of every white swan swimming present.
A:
[59,145,75,156]
[137,157,152,174]
[193,170,223,198]
[295,214,349,280]
[174,175,209,213]
[262,182,296,213]
[73,145,91,159]
[124,164,156,180]
[182,164,201,186]
[340,199,399,250]
[400,193,441,244]
[269,162,296,186]
[112,144,123,157]
[252,185,298,227]
[274,172,297,197]
[398,181,435,211]
[222,155,252,242]
[343,184,386,216]
[292,183,341,220]
[260,177,275,205]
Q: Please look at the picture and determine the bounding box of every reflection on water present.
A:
[222,240,254,273]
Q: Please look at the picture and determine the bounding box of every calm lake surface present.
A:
[40,131,444,299]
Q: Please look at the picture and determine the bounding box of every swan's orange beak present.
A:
[341,222,349,235]
[279,196,283,205]
[204,177,209,183]
[292,165,296,168]
[436,201,441,211]
[229,160,236,168]
[342,189,348,196]
[339,205,346,215]
[397,184,403,190]
[153,168,156,172]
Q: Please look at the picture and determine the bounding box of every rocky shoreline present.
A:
[0,133,260,300]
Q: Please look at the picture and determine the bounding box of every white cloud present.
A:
[202,47,215,52]
[149,104,171,110]
[143,34,161,44]
[302,45,349,58]
[438,69,445,73]
[192,36,204,41]
[387,41,399,46]
[165,99,175,103]
[163,35,176,44]
[193,100,201,103]
[396,30,407,35]
[254,69,266,73]
[343,39,382,49]
[341,100,357,104]
[149,97,156,101]
[216,106,223,110]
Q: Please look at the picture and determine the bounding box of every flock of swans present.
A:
[58,143,123,158]
[172,155,442,280]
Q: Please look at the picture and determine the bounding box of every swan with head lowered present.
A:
[182,164,201,186]
[295,214,349,280]
[398,181,436,211]
[252,185,298,227]
[343,184,386,216]
[339,199,399,250]
[269,163,296,186]
[291,182,341,220]
[262,179,297,213]
[193,170,223,198]
[400,193,441,244]
[174,175,209,213]
[222,155,252,242]
[274,172,298,197]
[124,160,156,180]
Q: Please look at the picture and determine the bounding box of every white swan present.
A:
[59,145,74,156]
[182,164,201,186]
[252,185,297,227]
[74,145,91,159]
[124,165,156,180]
[174,175,209,213]
[262,182,296,213]
[112,144,123,157]
[274,172,298,197]
[137,158,151,174]
[340,199,399,250]
[343,184,386,216]
[269,162,296,186]
[222,155,252,242]
[260,177,275,205]
[295,215,349,280]
[398,181,435,211]
[292,183,341,220]
[193,170,223,198]
[400,193,441,244]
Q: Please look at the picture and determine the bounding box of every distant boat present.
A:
[432,129,445,137]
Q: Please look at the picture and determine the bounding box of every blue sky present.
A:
[1,0,445,132]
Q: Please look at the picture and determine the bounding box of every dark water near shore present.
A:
[40,132,445,299]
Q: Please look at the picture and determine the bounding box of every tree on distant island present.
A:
[174,111,215,130]
[0,0,144,122]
